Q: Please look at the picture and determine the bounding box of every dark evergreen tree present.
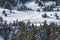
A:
[12,21,16,26]
[15,19,19,26]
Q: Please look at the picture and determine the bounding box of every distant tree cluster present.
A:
[17,5,33,11]
[10,20,60,40]
[0,0,29,10]
[0,0,17,9]
[0,18,60,40]
[42,13,60,19]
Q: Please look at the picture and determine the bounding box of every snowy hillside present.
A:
[0,0,60,40]
[0,1,60,25]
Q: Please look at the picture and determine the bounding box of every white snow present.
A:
[0,36,4,40]
[1,1,60,40]
[0,9,60,25]
[25,1,40,11]
[44,1,56,6]
[0,1,59,25]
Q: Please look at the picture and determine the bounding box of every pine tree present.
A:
[0,17,3,26]
[18,21,26,33]
[16,19,19,26]
[4,20,7,27]
[12,20,16,26]
[11,31,16,40]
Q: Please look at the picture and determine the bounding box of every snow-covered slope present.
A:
[0,9,60,24]
[0,1,60,25]
[25,1,40,11]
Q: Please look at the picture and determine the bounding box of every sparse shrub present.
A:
[2,10,6,14]
[2,10,7,17]
[54,13,57,17]
[43,7,48,11]
[0,17,3,26]
[57,8,59,11]
[56,15,59,19]
[0,17,3,20]
[28,8,33,11]
[54,13,59,19]
[38,2,42,6]
[12,21,16,26]
[50,14,52,16]
[5,14,7,17]
[10,8,12,13]
[42,13,47,18]
[37,8,40,12]
[17,5,28,11]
